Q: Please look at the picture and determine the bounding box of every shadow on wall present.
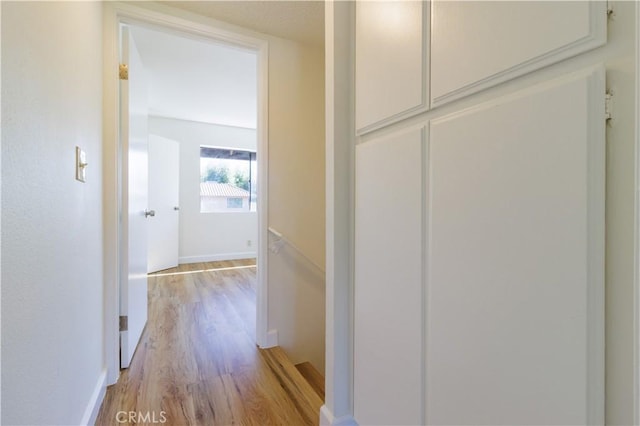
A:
[268,241,326,373]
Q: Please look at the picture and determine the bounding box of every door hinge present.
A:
[605,90,613,122]
[119,63,129,80]
[119,315,128,332]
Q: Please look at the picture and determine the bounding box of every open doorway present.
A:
[103,3,270,384]
[129,24,260,272]
[120,23,260,368]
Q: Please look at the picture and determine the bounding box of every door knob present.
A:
[144,209,156,218]
[174,206,180,211]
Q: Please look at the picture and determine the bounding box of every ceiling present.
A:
[130,1,324,129]
[130,25,258,128]
[161,0,325,46]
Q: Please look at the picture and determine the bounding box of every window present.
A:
[200,146,257,213]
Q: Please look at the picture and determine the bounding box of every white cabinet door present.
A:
[148,135,179,273]
[430,1,606,106]
[354,127,425,425]
[355,1,429,133]
[426,67,605,425]
[120,26,149,369]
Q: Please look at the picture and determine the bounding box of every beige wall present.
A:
[1,2,105,424]
[267,37,326,372]
[268,38,326,269]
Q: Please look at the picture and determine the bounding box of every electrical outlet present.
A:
[247,240,252,247]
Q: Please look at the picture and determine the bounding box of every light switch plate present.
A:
[76,146,87,183]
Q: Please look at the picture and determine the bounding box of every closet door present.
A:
[426,67,605,425]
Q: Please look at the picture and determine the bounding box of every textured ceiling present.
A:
[160,0,325,46]
[130,25,258,128]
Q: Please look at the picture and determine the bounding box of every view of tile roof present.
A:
[200,181,250,198]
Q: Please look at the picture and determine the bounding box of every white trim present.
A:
[103,1,120,386]
[355,2,431,136]
[265,329,279,348]
[634,2,640,424]
[103,1,270,383]
[79,370,107,426]
[587,65,607,426]
[0,3,4,423]
[319,405,358,426]
[325,0,356,423]
[430,2,607,108]
[178,252,257,264]
[420,125,430,425]
[256,36,270,349]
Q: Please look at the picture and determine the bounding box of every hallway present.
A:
[96,260,322,425]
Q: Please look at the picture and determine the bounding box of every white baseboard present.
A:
[179,252,257,264]
[107,368,120,387]
[80,369,107,426]
[320,405,358,426]
[264,329,279,348]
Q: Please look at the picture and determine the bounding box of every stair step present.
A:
[260,346,323,425]
[295,362,325,401]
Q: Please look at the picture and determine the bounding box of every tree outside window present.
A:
[200,147,256,213]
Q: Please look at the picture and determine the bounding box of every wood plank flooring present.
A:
[294,363,325,401]
[96,260,322,426]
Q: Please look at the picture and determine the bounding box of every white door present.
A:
[148,135,180,273]
[120,26,149,369]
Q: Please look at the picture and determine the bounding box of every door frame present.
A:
[635,2,640,423]
[322,2,357,425]
[636,2,640,424]
[103,1,270,385]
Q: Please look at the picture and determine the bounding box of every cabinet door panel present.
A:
[431,1,606,106]
[354,127,425,425]
[426,67,604,425]
[356,1,429,133]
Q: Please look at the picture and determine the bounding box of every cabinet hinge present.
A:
[119,63,129,80]
[119,315,128,331]
[605,90,613,122]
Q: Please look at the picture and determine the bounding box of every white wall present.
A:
[1,2,105,425]
[149,116,257,263]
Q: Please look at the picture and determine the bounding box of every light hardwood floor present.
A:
[96,260,322,426]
